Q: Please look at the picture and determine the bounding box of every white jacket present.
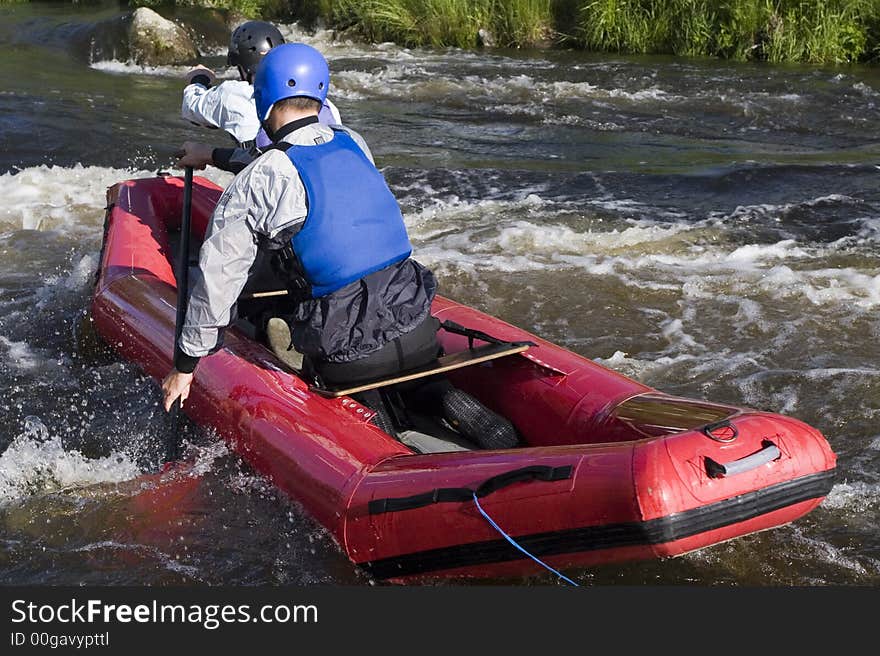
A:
[181,79,343,146]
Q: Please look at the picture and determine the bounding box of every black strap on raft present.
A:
[368,465,573,515]
[439,319,516,350]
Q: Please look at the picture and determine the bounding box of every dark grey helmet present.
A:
[227,21,285,80]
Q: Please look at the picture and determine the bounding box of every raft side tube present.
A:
[343,443,639,568]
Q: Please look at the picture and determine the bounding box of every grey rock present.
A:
[127,8,199,66]
[477,28,496,48]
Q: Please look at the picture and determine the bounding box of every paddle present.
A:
[166,166,194,463]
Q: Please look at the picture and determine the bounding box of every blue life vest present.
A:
[284,129,412,298]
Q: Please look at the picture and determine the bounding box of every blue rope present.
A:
[472,492,579,587]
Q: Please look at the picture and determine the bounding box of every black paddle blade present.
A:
[164,399,183,463]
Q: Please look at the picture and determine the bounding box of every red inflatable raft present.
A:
[90,175,837,582]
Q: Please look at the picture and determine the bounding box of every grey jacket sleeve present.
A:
[176,153,307,371]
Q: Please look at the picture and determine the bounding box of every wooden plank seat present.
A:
[309,341,533,398]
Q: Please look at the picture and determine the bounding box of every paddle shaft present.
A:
[167,167,193,462]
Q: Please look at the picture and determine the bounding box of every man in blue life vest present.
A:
[176,23,345,325]
[160,42,519,450]
[177,20,342,174]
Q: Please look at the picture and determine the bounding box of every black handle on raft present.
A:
[368,465,573,515]
[440,320,506,347]
[702,418,739,442]
[439,320,536,352]
[705,440,781,479]
[475,465,572,497]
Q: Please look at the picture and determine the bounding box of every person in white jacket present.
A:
[177,20,341,173]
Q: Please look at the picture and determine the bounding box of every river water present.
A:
[1,2,878,587]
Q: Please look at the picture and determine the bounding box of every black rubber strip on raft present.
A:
[359,468,836,580]
[368,465,574,515]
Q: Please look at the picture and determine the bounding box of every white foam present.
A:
[715,91,805,118]
[331,65,688,111]
[723,195,858,224]
[660,317,702,351]
[856,216,880,239]
[598,350,630,367]
[183,438,230,478]
[404,187,880,318]
[90,60,188,77]
[602,86,680,102]
[33,255,99,314]
[726,240,808,263]
[853,82,879,97]
[73,541,201,578]
[729,297,765,331]
[758,265,880,308]
[0,164,145,232]
[592,349,700,379]
[0,336,44,372]
[409,198,793,282]
[737,374,801,415]
[822,481,880,513]
[804,366,880,379]
[0,165,232,232]
[783,524,873,577]
[0,417,140,504]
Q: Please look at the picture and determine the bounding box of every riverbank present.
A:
[119,0,880,64]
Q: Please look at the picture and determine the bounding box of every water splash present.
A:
[0,164,233,233]
[822,481,880,514]
[0,416,140,504]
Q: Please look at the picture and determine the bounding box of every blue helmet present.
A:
[253,43,330,122]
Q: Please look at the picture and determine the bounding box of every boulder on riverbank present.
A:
[79,7,201,66]
[477,28,495,48]
[128,8,199,66]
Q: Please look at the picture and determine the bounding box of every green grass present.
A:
[576,0,880,63]
[129,0,286,19]
[329,0,553,48]
[117,0,880,63]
